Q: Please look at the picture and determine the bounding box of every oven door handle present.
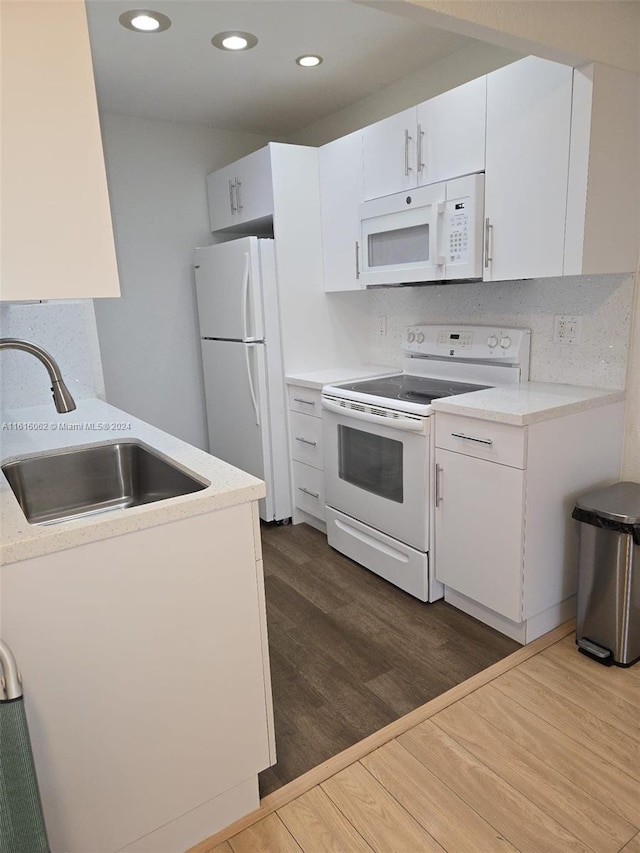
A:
[321,398,425,432]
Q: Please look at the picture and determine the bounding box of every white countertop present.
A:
[430,381,625,426]
[285,364,396,390]
[0,399,265,565]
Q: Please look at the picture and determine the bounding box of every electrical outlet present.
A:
[377,315,387,336]
[553,315,581,345]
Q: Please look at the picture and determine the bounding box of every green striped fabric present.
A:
[0,698,50,853]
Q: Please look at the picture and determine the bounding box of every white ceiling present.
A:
[85,1,478,136]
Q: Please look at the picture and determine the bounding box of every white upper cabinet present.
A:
[207,146,274,232]
[415,76,487,187]
[362,107,417,200]
[319,131,364,292]
[564,63,640,276]
[2,1,120,301]
[362,77,487,201]
[483,57,573,282]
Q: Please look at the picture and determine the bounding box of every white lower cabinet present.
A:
[288,385,325,526]
[1,502,274,853]
[434,403,625,643]
[435,448,525,622]
[290,410,323,468]
[292,460,325,520]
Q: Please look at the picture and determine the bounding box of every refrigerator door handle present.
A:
[244,342,261,426]
[241,251,251,341]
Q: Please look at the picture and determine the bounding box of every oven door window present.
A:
[338,425,403,503]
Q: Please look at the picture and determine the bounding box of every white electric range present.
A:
[321,324,531,601]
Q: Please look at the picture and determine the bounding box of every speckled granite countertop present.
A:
[0,399,265,565]
[431,381,625,426]
[285,364,396,390]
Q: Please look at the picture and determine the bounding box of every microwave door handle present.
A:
[430,202,445,267]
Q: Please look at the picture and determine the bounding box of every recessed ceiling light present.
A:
[119,10,172,33]
[211,31,259,51]
[296,55,323,68]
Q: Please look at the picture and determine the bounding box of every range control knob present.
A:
[407,331,416,343]
[487,335,498,349]
[416,332,425,344]
[500,336,512,349]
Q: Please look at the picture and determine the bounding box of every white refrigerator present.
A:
[194,237,291,522]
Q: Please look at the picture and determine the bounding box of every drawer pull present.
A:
[298,486,319,499]
[293,397,316,406]
[450,432,493,446]
[295,436,317,447]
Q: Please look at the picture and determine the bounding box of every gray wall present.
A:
[94,114,270,449]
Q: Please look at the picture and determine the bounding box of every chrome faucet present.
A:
[0,338,76,413]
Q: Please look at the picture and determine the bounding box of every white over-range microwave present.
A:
[358,173,485,286]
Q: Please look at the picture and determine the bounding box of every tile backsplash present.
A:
[369,273,634,389]
[0,301,105,409]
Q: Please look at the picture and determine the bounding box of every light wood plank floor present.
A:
[189,625,640,853]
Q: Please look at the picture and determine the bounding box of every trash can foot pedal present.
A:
[577,637,613,666]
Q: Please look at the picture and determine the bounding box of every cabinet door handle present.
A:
[229,179,237,214]
[417,123,425,175]
[295,436,317,447]
[235,179,243,212]
[484,217,493,268]
[298,486,319,499]
[435,463,443,506]
[294,397,316,407]
[404,129,413,176]
[355,241,360,279]
[450,432,494,446]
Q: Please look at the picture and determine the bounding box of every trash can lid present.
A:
[574,481,640,524]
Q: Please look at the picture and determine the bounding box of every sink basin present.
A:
[2,440,209,525]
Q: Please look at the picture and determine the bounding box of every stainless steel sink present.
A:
[2,440,209,525]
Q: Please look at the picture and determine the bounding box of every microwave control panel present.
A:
[448,204,469,264]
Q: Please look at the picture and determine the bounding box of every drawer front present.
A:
[292,461,325,520]
[435,413,527,469]
[290,411,323,468]
[288,386,322,417]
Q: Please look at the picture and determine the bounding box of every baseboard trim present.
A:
[185,618,575,852]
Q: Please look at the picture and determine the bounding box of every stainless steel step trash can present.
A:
[572,481,640,666]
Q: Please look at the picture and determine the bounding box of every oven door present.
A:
[322,398,430,551]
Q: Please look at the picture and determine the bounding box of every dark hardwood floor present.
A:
[258,521,519,797]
